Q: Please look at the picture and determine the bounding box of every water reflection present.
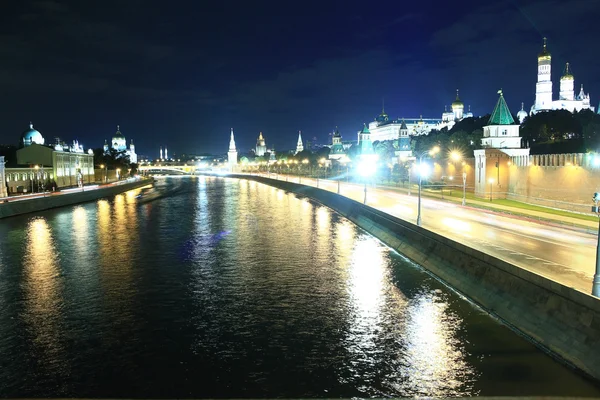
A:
[400,290,476,396]
[22,217,70,384]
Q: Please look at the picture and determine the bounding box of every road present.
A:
[259,173,596,294]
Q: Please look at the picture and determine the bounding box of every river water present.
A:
[0,176,598,398]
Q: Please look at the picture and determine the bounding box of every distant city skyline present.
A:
[0,0,597,155]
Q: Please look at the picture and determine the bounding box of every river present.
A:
[0,176,598,397]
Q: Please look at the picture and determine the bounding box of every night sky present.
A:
[0,0,598,157]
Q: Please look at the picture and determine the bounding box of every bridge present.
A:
[138,164,197,175]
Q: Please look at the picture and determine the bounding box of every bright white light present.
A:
[418,163,430,177]
[358,158,377,177]
[593,156,600,167]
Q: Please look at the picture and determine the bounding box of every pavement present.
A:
[253,172,599,296]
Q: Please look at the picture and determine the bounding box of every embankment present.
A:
[0,178,153,219]
[229,174,600,381]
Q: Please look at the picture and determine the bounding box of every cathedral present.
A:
[103,125,137,163]
[360,91,473,143]
[530,38,594,115]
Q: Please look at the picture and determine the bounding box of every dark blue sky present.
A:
[0,0,598,157]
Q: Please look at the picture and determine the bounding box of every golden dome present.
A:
[451,89,464,109]
[561,62,574,80]
[538,37,551,60]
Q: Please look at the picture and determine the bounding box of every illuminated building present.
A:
[530,38,594,115]
[328,127,346,161]
[474,90,530,199]
[5,122,95,192]
[295,131,304,154]
[255,132,267,156]
[227,128,238,171]
[360,91,473,143]
[103,125,138,163]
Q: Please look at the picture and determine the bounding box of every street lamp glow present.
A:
[593,155,600,167]
[418,162,430,177]
[358,159,377,178]
[450,150,462,162]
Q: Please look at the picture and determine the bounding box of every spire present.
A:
[444,105,447,112]
[117,124,120,131]
[521,102,524,111]
[400,118,407,130]
[258,131,263,140]
[229,128,236,151]
[382,98,385,114]
[456,89,460,100]
[29,121,34,129]
[295,130,304,154]
[489,90,515,125]
[468,105,471,112]
[360,123,370,134]
[538,37,551,58]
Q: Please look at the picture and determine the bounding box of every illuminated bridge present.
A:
[138,164,197,175]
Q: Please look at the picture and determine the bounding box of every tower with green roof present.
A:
[474,90,530,201]
[358,123,374,156]
[329,127,345,160]
[482,90,522,149]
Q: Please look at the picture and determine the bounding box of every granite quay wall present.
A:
[0,178,152,219]
[228,174,600,381]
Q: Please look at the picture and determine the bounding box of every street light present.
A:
[488,177,494,201]
[592,192,600,297]
[462,172,467,206]
[116,168,121,181]
[417,146,440,226]
[358,157,377,205]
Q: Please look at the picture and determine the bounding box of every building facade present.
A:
[530,38,594,115]
[474,91,530,199]
[4,123,95,193]
[360,91,474,143]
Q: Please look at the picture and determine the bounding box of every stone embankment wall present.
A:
[0,178,152,219]
[229,174,600,381]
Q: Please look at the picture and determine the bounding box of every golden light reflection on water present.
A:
[399,290,474,396]
[72,206,89,260]
[23,218,68,372]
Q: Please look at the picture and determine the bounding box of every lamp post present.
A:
[592,193,600,297]
[359,157,377,205]
[416,146,440,226]
[462,172,467,206]
[489,178,494,201]
[116,168,121,181]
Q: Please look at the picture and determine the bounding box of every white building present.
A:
[360,91,473,143]
[103,125,138,163]
[228,128,238,171]
[530,38,594,115]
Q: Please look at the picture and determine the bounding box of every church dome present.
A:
[561,62,574,80]
[21,122,45,146]
[112,125,125,141]
[538,37,551,60]
[451,90,464,109]
[517,102,528,123]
